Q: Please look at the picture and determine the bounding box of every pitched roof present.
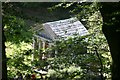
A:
[37,17,88,41]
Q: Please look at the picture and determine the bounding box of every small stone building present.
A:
[32,17,88,61]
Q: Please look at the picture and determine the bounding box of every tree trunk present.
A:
[100,2,120,80]
[2,24,7,80]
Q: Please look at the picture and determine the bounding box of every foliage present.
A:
[46,66,83,80]
[6,42,33,78]
[3,2,112,79]
[2,2,34,44]
[2,2,35,79]
[44,2,111,80]
[3,15,33,43]
[45,34,111,79]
